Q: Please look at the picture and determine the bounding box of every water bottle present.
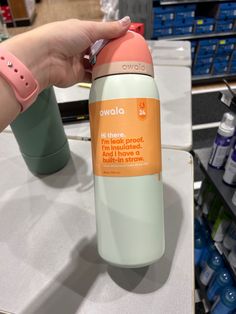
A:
[89,31,164,267]
[10,87,70,175]
[200,241,217,270]
[200,252,223,286]
[211,287,236,314]
[207,268,232,302]
[208,112,235,169]
[194,218,201,234]
[195,232,206,266]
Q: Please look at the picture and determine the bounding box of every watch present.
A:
[0,47,39,112]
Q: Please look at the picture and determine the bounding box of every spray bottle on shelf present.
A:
[89,31,164,267]
[223,144,236,186]
[208,112,235,169]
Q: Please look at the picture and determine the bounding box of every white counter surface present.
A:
[0,133,194,314]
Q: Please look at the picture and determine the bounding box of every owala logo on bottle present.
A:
[100,106,125,116]
[122,63,146,72]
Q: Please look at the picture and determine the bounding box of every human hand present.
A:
[1,17,131,92]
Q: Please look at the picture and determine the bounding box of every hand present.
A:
[1,17,131,92]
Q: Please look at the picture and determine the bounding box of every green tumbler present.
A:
[10,87,70,175]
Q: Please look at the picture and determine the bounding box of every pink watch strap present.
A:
[0,47,39,112]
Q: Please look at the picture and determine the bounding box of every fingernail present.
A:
[119,16,131,26]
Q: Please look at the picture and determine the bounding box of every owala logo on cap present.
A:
[122,62,146,72]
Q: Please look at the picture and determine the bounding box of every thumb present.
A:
[88,17,131,42]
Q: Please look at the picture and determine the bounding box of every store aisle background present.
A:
[7,0,103,36]
[5,1,236,313]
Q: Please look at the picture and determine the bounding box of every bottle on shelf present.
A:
[228,245,236,270]
[208,195,222,224]
[195,231,206,266]
[200,252,224,286]
[194,217,202,234]
[207,268,233,302]
[211,207,231,243]
[211,286,236,314]
[223,145,236,186]
[223,221,236,251]
[227,127,236,161]
[196,177,210,207]
[200,241,217,270]
[208,112,235,170]
[202,183,216,216]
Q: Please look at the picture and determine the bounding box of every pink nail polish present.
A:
[119,16,131,26]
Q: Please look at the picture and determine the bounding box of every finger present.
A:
[87,16,131,43]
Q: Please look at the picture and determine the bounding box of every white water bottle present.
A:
[89,31,164,267]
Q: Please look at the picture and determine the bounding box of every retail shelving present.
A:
[119,0,236,83]
[0,0,36,27]
[195,211,236,313]
[198,213,236,280]
[194,147,236,217]
[192,73,236,85]
[160,30,236,41]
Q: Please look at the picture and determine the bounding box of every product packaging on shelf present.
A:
[200,252,223,286]
[196,178,210,207]
[208,112,235,169]
[202,184,216,215]
[211,207,231,242]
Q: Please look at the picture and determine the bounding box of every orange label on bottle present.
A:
[89,98,162,177]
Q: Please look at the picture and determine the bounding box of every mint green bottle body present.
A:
[11,87,70,175]
[89,74,165,267]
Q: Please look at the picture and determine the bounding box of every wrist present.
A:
[1,30,51,92]
[0,75,21,131]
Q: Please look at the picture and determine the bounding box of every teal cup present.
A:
[11,87,70,175]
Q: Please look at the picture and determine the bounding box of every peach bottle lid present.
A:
[92,31,154,81]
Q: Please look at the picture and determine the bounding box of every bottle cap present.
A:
[216,268,232,286]
[218,112,235,137]
[195,233,205,249]
[92,31,154,80]
[221,287,236,309]
[208,252,223,270]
